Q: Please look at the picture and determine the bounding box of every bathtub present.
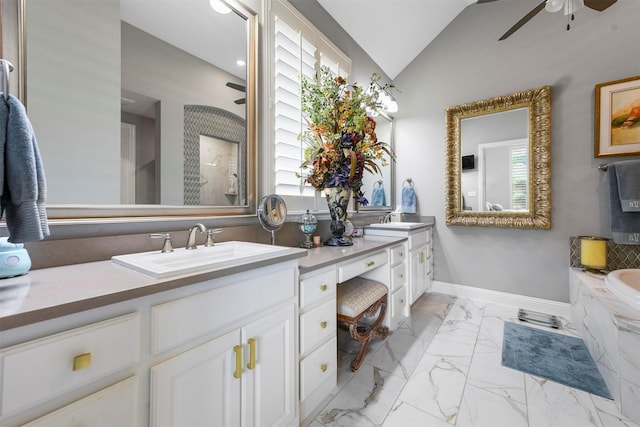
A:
[605,269,640,309]
[570,269,640,424]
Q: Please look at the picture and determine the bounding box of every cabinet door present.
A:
[150,329,242,427]
[410,246,428,304]
[242,305,296,427]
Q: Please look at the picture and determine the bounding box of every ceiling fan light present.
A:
[545,0,565,13]
[209,0,232,14]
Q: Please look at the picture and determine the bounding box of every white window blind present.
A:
[270,0,351,208]
[510,145,528,210]
[273,17,316,197]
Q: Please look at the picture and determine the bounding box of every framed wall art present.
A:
[595,76,640,157]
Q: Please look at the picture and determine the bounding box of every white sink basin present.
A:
[604,269,640,308]
[112,241,291,279]
[368,222,426,229]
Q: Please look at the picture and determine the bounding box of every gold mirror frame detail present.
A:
[445,86,551,229]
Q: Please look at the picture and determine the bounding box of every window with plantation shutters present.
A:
[270,0,351,209]
[510,144,528,211]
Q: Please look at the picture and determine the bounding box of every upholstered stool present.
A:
[336,277,389,371]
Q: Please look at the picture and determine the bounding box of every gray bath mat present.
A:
[502,321,612,399]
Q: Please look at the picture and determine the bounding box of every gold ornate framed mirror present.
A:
[445,86,551,229]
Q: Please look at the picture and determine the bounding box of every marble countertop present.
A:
[572,269,640,331]
[0,235,411,331]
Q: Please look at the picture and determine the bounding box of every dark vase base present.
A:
[324,236,353,246]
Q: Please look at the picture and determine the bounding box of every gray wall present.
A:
[393,0,640,302]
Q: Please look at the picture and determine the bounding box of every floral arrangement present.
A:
[299,66,394,206]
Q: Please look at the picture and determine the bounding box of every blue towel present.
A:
[371,186,386,206]
[0,94,50,242]
[614,160,640,212]
[608,164,639,245]
[401,185,416,214]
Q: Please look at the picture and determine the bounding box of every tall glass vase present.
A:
[324,187,353,246]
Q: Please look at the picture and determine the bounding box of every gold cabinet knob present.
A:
[400,299,405,304]
[399,273,404,279]
[365,261,375,268]
[320,284,328,292]
[320,364,328,372]
[320,321,328,329]
[73,353,92,371]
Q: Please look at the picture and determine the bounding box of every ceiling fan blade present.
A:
[584,0,617,11]
[226,82,246,92]
[476,0,500,3]
[234,98,246,105]
[498,0,546,41]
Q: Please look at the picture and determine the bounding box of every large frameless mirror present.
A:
[5,0,257,219]
[445,86,551,229]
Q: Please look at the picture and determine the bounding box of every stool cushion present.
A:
[337,277,387,318]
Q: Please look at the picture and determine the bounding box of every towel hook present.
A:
[598,163,609,171]
[0,59,14,102]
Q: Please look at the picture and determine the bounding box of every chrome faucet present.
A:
[382,213,393,224]
[186,223,206,249]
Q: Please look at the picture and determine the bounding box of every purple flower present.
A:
[340,132,355,148]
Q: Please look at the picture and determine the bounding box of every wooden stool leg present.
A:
[344,296,388,371]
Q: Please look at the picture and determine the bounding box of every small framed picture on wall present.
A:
[594,75,640,157]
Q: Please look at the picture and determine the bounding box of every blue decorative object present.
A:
[502,322,612,399]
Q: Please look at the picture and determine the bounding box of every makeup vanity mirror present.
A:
[5,0,257,219]
[445,86,551,229]
[359,113,395,211]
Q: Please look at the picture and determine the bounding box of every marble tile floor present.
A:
[309,293,639,427]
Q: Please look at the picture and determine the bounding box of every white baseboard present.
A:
[431,281,572,319]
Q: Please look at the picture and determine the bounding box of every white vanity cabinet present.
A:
[365,225,433,306]
[151,305,296,427]
[0,258,301,427]
[150,264,297,427]
[298,266,337,421]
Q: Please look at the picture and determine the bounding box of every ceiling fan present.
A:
[478,0,617,41]
[226,81,246,105]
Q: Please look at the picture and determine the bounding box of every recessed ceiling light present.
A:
[209,0,231,14]
[236,59,246,66]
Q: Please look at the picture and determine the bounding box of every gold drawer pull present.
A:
[247,338,256,370]
[400,252,404,257]
[321,363,328,372]
[320,321,328,329]
[73,353,92,371]
[233,345,242,379]
[320,284,328,292]
[399,273,404,279]
[419,252,425,263]
[365,261,375,268]
[400,299,405,304]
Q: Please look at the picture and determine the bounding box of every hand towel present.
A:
[370,184,386,206]
[0,93,50,242]
[608,164,640,245]
[401,182,416,214]
[614,160,640,212]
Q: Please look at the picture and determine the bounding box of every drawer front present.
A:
[152,266,295,354]
[390,245,406,266]
[300,299,336,355]
[390,262,406,292]
[337,250,387,283]
[390,287,408,329]
[300,267,336,310]
[23,376,139,427]
[408,231,428,250]
[1,313,140,416]
[300,336,337,401]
